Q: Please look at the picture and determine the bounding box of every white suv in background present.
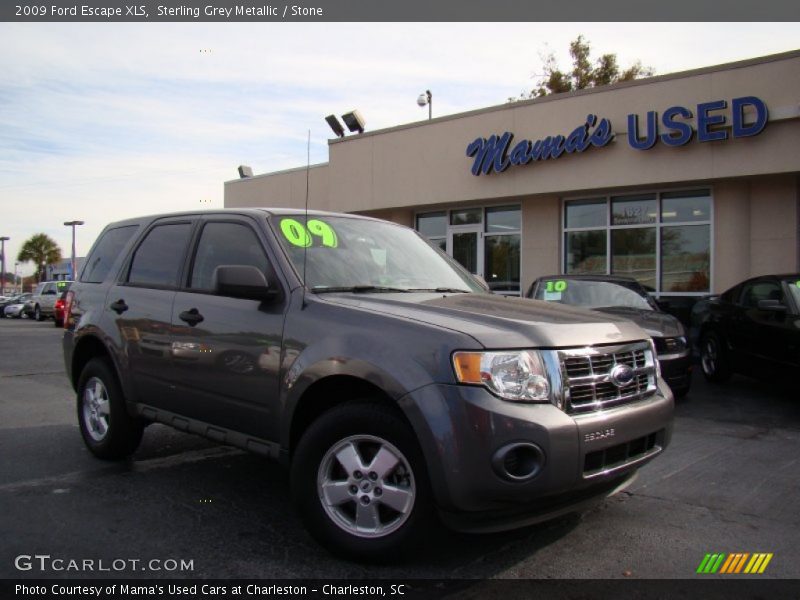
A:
[29,280,72,321]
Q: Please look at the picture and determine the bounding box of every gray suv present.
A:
[63,209,673,561]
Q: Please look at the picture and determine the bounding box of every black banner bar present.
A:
[3,0,800,22]
[3,579,800,600]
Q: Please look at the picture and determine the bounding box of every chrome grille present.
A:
[559,342,657,414]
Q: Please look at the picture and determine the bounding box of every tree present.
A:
[509,36,654,101]
[17,233,62,283]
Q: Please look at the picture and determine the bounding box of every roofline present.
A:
[224,162,329,186]
[328,48,800,144]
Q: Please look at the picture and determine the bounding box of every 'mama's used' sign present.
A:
[465,96,768,176]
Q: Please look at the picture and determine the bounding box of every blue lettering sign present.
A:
[732,96,768,138]
[466,114,611,176]
[627,111,658,150]
[697,100,728,142]
[660,106,694,147]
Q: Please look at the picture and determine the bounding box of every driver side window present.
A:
[740,281,782,309]
[190,222,270,291]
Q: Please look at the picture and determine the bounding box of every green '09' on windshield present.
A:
[280,218,338,248]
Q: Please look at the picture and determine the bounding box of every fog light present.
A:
[491,442,545,481]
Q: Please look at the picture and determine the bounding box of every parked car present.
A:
[0,293,32,318]
[3,294,33,319]
[693,274,800,382]
[29,280,73,321]
[64,209,673,561]
[526,275,692,398]
[53,290,70,327]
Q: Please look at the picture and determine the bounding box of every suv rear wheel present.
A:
[291,402,435,562]
[700,331,732,383]
[77,358,144,459]
[34,305,43,321]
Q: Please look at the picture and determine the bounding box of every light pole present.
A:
[63,221,84,281]
[417,90,432,120]
[0,236,9,295]
[14,262,19,294]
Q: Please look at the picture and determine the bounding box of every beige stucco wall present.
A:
[521,195,560,291]
[224,163,330,211]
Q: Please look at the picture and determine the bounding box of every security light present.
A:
[238,165,253,178]
[341,110,365,134]
[325,115,346,138]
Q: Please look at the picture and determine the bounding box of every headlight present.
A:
[653,336,688,354]
[453,350,550,402]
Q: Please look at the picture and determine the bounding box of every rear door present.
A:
[109,219,195,409]
[169,216,287,441]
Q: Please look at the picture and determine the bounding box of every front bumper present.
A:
[660,350,692,393]
[399,379,673,531]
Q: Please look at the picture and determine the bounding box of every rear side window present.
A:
[81,225,139,283]
[190,222,270,291]
[128,223,192,288]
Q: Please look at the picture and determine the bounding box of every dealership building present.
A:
[225,49,800,314]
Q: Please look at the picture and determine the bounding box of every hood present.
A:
[593,306,684,338]
[318,292,651,349]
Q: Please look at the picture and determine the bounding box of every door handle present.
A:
[109,299,128,314]
[179,308,204,326]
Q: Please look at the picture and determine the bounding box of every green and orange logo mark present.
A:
[697,552,773,574]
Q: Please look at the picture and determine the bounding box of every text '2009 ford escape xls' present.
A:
[63,209,673,561]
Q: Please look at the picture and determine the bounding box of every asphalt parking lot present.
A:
[1,317,799,580]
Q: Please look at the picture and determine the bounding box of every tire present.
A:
[34,305,43,321]
[54,319,62,328]
[700,331,732,383]
[77,358,144,460]
[291,402,435,562]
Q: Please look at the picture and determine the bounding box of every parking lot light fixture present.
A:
[0,236,9,295]
[63,221,84,281]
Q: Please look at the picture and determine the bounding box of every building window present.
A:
[563,189,711,295]
[416,205,521,295]
[416,211,447,251]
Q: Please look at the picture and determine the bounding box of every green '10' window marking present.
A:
[280,218,338,248]
[545,280,567,293]
[795,280,800,288]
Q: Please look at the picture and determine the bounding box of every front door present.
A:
[168,218,287,441]
[447,225,483,278]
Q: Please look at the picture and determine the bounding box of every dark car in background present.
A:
[527,275,692,397]
[693,274,800,382]
[0,293,32,318]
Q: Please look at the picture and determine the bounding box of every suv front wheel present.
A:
[291,402,435,562]
[77,358,144,459]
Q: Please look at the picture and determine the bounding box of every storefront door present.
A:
[447,225,484,277]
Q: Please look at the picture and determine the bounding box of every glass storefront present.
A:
[417,205,521,295]
[563,189,712,294]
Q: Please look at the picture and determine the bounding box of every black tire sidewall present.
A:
[701,332,731,382]
[291,402,435,562]
[77,358,143,459]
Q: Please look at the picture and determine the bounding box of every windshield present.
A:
[270,215,484,293]
[534,278,656,310]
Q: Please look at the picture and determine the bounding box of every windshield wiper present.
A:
[311,285,410,294]
[406,287,471,293]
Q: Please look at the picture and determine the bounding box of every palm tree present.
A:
[17,233,63,283]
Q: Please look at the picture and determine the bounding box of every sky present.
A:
[0,22,798,278]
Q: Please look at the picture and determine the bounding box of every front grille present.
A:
[583,430,663,478]
[560,342,657,414]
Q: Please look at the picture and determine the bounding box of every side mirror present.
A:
[213,265,278,302]
[757,299,787,313]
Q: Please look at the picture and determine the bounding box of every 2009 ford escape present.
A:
[63,209,673,561]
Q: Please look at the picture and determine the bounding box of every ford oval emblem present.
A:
[609,364,635,388]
